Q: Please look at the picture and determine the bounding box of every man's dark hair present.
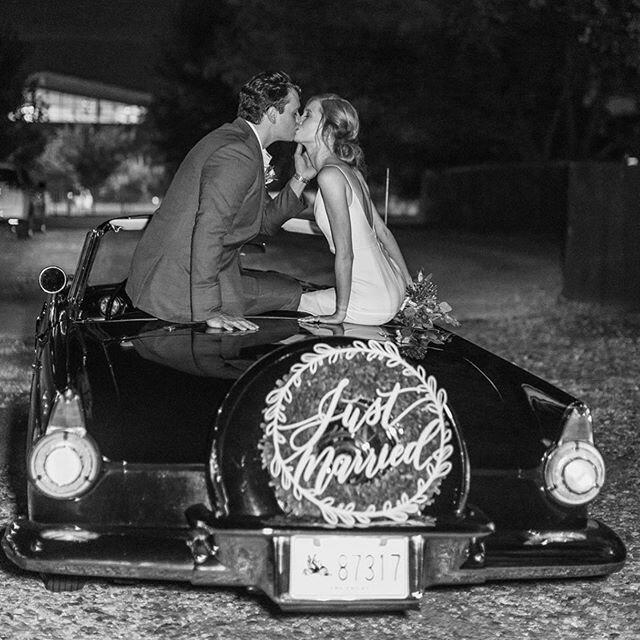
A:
[237,71,301,123]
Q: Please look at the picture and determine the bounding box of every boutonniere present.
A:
[264,164,277,187]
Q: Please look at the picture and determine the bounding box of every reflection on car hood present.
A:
[129,319,308,379]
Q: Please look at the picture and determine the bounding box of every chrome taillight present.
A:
[28,388,101,499]
[543,402,605,506]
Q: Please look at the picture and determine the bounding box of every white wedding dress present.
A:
[298,165,406,325]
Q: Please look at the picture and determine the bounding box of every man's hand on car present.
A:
[205,312,259,332]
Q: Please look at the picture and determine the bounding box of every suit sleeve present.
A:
[260,183,307,236]
[190,144,254,320]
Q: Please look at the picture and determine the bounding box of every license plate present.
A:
[289,535,409,601]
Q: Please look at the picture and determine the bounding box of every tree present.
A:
[38,125,136,204]
[550,0,640,159]
[0,25,48,169]
[418,0,640,163]
[0,26,28,159]
[148,0,449,192]
[144,0,238,177]
[146,0,640,195]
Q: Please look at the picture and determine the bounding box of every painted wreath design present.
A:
[261,339,454,527]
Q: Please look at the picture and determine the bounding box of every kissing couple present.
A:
[126,71,412,330]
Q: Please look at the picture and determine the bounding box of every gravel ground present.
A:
[0,225,639,639]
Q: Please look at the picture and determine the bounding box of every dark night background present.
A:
[0,0,179,92]
[2,0,640,205]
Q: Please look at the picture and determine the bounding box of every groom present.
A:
[126,71,316,331]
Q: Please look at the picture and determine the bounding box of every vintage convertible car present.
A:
[2,216,626,612]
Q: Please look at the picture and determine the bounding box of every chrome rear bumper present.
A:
[2,516,624,612]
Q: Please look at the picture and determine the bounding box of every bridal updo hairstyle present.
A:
[314,94,366,173]
[238,71,301,124]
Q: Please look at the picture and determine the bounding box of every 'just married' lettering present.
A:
[262,339,454,526]
[278,378,446,495]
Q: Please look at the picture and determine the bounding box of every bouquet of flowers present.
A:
[393,270,459,359]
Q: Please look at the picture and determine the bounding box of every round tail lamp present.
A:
[28,430,101,499]
[543,440,605,506]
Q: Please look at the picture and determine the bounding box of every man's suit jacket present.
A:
[126,118,305,322]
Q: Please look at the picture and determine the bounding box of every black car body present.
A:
[2,216,625,611]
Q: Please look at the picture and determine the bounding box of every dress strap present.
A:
[322,164,374,229]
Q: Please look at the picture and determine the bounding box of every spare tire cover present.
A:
[210,337,469,528]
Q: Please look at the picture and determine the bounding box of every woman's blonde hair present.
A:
[311,94,365,172]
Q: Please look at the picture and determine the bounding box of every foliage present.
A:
[398,0,640,165]
[98,156,166,203]
[0,26,28,158]
[144,0,238,176]
[36,125,137,201]
[148,0,640,194]
[0,26,48,169]
[392,270,460,359]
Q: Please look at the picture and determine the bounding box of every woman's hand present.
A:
[297,320,345,337]
[299,311,346,326]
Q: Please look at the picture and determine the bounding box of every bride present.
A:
[295,94,412,325]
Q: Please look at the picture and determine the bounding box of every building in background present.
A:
[14,71,160,215]
[20,71,150,125]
